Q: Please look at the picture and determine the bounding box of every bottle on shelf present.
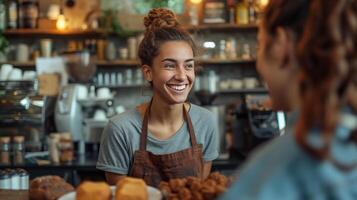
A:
[18,0,39,29]
[6,0,18,29]
[0,1,6,30]
[236,0,249,25]
[248,0,256,24]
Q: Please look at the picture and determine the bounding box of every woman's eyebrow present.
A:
[161,58,195,63]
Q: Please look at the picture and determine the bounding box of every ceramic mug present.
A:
[93,109,107,121]
[0,64,13,81]
[97,87,112,99]
[76,85,88,100]
[7,68,22,81]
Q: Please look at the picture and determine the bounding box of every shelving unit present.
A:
[3,29,108,38]
[0,58,256,69]
[3,24,258,37]
[185,23,258,32]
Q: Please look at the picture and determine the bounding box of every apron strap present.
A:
[183,104,198,146]
[140,101,150,151]
[140,100,198,151]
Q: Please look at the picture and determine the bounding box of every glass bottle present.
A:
[236,0,249,25]
[248,0,256,24]
[0,2,6,30]
[58,133,74,163]
[6,0,18,29]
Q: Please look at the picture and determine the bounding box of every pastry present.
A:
[76,181,111,200]
[29,175,74,200]
[115,177,148,200]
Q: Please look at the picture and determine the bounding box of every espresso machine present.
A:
[0,80,44,152]
[54,51,97,152]
[231,94,286,159]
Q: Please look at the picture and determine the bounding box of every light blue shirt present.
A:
[220,108,357,200]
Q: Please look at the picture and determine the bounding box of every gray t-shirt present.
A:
[96,104,219,175]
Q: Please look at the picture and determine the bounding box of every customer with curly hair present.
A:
[221,0,357,199]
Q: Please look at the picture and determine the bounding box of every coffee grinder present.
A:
[54,50,96,153]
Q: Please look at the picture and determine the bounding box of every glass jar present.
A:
[19,1,39,28]
[0,137,11,165]
[58,133,74,163]
[13,136,25,165]
[17,169,29,190]
[0,170,11,189]
[48,133,60,163]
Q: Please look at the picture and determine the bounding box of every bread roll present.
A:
[115,177,148,200]
[76,181,111,200]
[29,175,74,200]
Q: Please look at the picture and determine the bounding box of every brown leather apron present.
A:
[129,102,204,187]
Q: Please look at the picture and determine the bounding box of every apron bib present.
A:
[129,102,204,186]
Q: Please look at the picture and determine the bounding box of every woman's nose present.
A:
[175,67,186,80]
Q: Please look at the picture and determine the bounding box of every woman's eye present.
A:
[185,64,194,69]
[164,64,175,69]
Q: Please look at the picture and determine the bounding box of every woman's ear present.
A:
[275,27,297,70]
[141,64,152,82]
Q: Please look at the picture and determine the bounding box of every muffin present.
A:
[76,181,111,200]
[115,177,148,200]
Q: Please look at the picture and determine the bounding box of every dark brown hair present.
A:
[262,0,311,43]
[138,8,196,67]
[296,0,357,161]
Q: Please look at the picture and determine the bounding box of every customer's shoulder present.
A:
[242,134,302,173]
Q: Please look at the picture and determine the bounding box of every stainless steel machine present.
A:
[54,51,97,153]
[54,84,84,141]
[0,80,44,152]
[232,94,286,159]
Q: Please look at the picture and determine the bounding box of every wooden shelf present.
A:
[0,61,36,67]
[1,58,255,68]
[185,23,258,31]
[3,24,258,37]
[3,29,107,37]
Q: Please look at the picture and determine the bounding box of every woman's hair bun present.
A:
[144,8,179,31]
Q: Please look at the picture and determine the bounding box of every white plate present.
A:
[58,185,162,200]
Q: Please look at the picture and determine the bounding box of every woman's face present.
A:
[147,41,195,105]
[257,25,299,110]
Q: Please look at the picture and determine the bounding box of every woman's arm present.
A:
[203,161,212,179]
[105,172,126,185]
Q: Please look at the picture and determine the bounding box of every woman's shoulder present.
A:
[108,109,142,129]
[189,103,215,119]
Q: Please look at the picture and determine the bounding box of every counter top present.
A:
[0,153,241,172]
[0,190,28,200]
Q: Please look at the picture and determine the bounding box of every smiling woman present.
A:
[96,8,219,187]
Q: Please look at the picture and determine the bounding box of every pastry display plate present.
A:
[58,185,162,200]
